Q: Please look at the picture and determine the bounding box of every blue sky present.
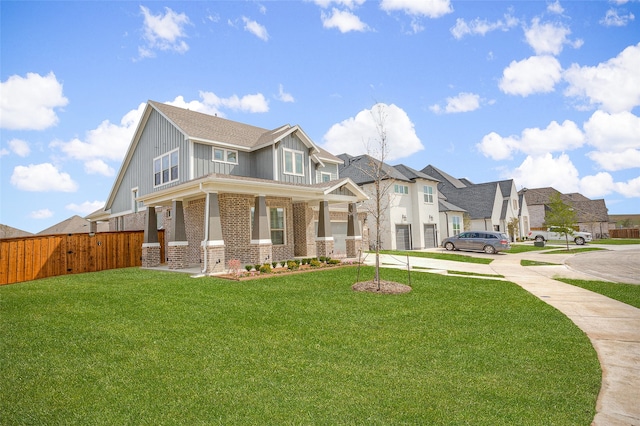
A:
[1,0,639,234]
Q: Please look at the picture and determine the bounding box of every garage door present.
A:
[395,224,411,250]
[424,224,436,248]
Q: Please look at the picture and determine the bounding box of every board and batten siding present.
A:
[111,109,188,214]
[252,146,275,180]
[316,163,339,182]
[192,143,253,178]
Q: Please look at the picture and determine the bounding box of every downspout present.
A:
[201,186,210,274]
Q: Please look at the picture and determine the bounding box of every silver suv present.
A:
[442,231,511,254]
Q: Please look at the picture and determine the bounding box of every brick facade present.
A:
[141,243,161,267]
[167,242,188,269]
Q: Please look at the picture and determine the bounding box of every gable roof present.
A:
[392,164,440,182]
[337,153,412,185]
[37,215,109,235]
[520,187,609,222]
[0,224,33,239]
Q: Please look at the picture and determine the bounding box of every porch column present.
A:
[345,202,362,258]
[250,196,272,265]
[168,200,188,269]
[142,206,160,267]
[201,193,225,274]
[316,200,334,258]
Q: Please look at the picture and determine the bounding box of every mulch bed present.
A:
[351,280,412,294]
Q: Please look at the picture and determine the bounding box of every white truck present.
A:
[528,228,593,245]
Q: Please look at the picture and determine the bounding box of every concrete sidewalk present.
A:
[365,250,640,426]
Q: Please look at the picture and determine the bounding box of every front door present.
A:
[396,224,411,250]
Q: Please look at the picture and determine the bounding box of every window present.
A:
[154,149,179,187]
[284,148,304,176]
[394,184,409,194]
[453,216,461,236]
[270,207,285,245]
[213,147,238,164]
[512,199,518,210]
[321,172,332,182]
[423,185,434,203]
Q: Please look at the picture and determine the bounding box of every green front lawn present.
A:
[377,250,494,264]
[0,267,600,425]
[557,278,640,309]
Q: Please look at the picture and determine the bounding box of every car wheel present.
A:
[534,236,544,243]
[575,237,585,245]
[444,242,455,251]
[483,245,496,254]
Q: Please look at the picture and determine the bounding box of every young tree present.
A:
[507,217,520,242]
[544,192,578,250]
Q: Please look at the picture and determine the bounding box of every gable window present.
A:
[213,147,238,164]
[284,148,304,176]
[321,172,332,182]
[423,185,434,203]
[512,199,518,210]
[153,149,179,187]
[394,184,409,195]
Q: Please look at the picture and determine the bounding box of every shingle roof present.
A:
[393,164,440,182]
[337,153,411,184]
[520,187,609,222]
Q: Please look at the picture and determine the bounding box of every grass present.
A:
[1,267,600,425]
[377,250,494,264]
[521,259,560,267]
[557,278,640,309]
[591,238,640,245]
[542,247,604,254]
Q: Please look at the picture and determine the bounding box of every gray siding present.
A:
[277,135,309,184]
[111,109,187,214]
[192,143,252,178]
[316,163,338,182]
[252,146,274,180]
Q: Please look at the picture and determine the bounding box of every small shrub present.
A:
[244,265,253,272]
[310,259,321,267]
[327,259,341,265]
[227,259,242,276]
[272,261,278,268]
[294,259,301,266]
[301,258,309,265]
[318,256,327,263]
[287,260,299,270]
[254,264,262,272]
[259,264,272,274]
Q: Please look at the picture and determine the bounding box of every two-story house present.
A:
[338,154,442,250]
[87,101,368,274]
[422,165,530,240]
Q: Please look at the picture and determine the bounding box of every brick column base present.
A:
[142,243,161,267]
[251,242,273,265]
[168,242,188,269]
[316,238,335,259]
[346,237,362,258]
[201,242,226,274]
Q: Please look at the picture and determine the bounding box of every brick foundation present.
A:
[142,243,161,267]
[201,242,226,274]
[316,238,335,259]
[251,242,273,265]
[168,242,188,269]
[346,236,362,258]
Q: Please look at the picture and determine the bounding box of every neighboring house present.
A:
[422,165,530,240]
[37,215,109,235]
[87,101,368,274]
[0,224,33,239]
[338,154,442,250]
[519,187,610,238]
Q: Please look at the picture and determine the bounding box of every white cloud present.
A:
[8,139,30,157]
[200,91,269,113]
[0,72,68,130]
[321,103,423,161]
[84,159,115,176]
[524,18,576,55]
[615,176,640,198]
[499,55,562,96]
[0,148,8,157]
[66,200,105,215]
[276,84,295,103]
[477,120,584,160]
[600,8,635,26]
[380,0,453,18]
[586,149,640,172]
[50,103,146,165]
[547,1,564,14]
[321,8,369,32]
[11,163,78,192]
[313,0,365,8]
[139,6,190,58]
[506,153,580,194]
[563,43,640,113]
[242,16,269,41]
[431,92,480,114]
[450,14,518,39]
[578,172,616,198]
[30,209,54,219]
[583,110,640,152]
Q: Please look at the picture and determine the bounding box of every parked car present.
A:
[527,228,592,245]
[442,231,511,254]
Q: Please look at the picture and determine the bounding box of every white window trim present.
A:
[153,148,179,188]
[320,172,332,182]
[212,147,238,165]
[394,184,409,195]
[283,148,304,176]
[423,185,434,204]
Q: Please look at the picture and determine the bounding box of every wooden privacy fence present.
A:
[0,230,165,286]
[610,228,640,239]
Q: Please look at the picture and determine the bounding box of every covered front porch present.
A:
[138,174,368,275]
